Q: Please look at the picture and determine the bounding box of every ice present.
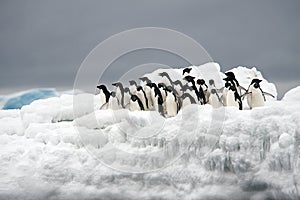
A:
[0,64,299,199]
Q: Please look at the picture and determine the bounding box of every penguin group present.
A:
[96,67,275,117]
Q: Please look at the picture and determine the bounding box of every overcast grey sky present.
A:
[0,0,299,98]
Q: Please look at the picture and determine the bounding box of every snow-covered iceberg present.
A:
[0,64,299,200]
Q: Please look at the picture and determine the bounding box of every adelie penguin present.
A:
[242,79,275,109]
[224,71,246,96]
[165,87,179,117]
[184,76,206,105]
[136,86,149,110]
[146,83,164,116]
[180,93,197,108]
[158,72,173,87]
[96,85,111,109]
[112,82,125,108]
[208,89,223,108]
[129,95,145,111]
[129,80,138,95]
[225,85,243,110]
[196,79,208,104]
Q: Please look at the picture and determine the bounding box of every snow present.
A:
[0,63,299,199]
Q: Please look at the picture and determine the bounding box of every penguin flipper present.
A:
[263,92,275,98]
[240,86,247,91]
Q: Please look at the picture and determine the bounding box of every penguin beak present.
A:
[112,83,117,86]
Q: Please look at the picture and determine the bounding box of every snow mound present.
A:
[282,86,300,102]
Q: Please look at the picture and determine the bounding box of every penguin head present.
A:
[124,87,130,93]
[211,89,217,94]
[250,78,262,85]
[139,76,150,82]
[184,75,195,83]
[253,82,260,89]
[180,84,192,91]
[112,82,122,87]
[131,95,138,102]
[136,86,143,91]
[197,79,206,85]
[182,67,192,75]
[158,72,168,77]
[146,82,155,88]
[209,79,215,86]
[225,71,236,79]
[229,85,236,91]
[158,83,167,89]
[110,91,116,97]
[129,80,137,86]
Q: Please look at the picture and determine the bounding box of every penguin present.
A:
[123,87,131,108]
[107,91,121,110]
[182,67,192,75]
[222,82,232,106]
[146,83,164,116]
[208,89,223,108]
[180,93,197,109]
[139,76,151,84]
[224,71,246,96]
[96,85,111,109]
[180,83,198,105]
[165,87,178,117]
[129,95,145,111]
[184,76,206,105]
[140,79,153,109]
[157,83,168,102]
[172,80,184,96]
[242,79,275,109]
[112,82,125,108]
[225,85,242,110]
[129,80,138,95]
[196,79,208,104]
[136,85,149,110]
[158,72,173,87]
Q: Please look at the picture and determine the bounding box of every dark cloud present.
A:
[0,0,299,98]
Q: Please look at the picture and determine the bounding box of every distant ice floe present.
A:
[0,63,299,200]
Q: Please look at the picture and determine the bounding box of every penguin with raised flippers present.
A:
[242,79,275,109]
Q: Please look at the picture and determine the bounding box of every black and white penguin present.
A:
[139,78,153,110]
[172,80,184,96]
[182,67,192,75]
[225,85,242,110]
[96,85,111,109]
[208,89,223,108]
[129,95,145,111]
[180,93,197,109]
[123,87,131,108]
[184,76,206,105]
[146,83,164,116]
[222,82,232,106]
[158,72,173,87]
[106,91,121,110]
[243,79,275,109]
[136,86,149,110]
[196,79,208,104]
[112,82,125,108]
[224,71,246,96]
[139,76,151,84]
[129,80,138,95]
[165,87,179,117]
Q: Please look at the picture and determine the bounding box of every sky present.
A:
[0,0,299,98]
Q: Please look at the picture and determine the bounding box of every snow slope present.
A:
[0,64,299,200]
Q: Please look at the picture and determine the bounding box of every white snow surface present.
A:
[0,64,299,200]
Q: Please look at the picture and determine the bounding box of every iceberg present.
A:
[0,63,299,200]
